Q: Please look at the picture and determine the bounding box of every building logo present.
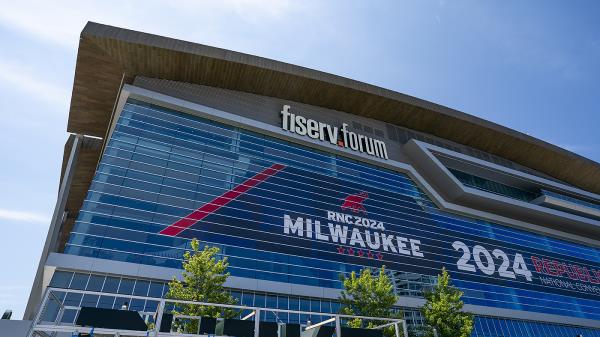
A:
[341,191,369,214]
[280,105,389,160]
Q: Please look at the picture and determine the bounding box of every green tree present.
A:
[339,266,400,335]
[166,239,238,332]
[421,268,473,337]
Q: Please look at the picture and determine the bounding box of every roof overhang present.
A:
[68,21,600,195]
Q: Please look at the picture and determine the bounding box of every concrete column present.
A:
[23,134,83,319]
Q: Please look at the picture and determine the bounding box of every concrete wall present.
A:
[0,320,31,337]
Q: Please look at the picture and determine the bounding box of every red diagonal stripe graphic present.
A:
[159,163,286,237]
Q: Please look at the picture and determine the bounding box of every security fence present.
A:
[28,287,408,337]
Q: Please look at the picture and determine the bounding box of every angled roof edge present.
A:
[67,21,600,194]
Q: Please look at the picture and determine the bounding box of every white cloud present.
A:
[0,0,302,49]
[0,285,30,319]
[168,0,297,19]
[0,59,70,107]
[0,1,85,48]
[0,208,49,224]
[0,285,28,299]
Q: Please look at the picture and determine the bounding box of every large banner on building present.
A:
[160,163,600,302]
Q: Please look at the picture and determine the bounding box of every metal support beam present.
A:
[306,317,336,331]
[254,309,261,337]
[393,322,400,337]
[153,300,164,337]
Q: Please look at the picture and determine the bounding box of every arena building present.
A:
[24,22,600,336]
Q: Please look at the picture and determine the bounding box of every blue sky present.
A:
[0,0,598,319]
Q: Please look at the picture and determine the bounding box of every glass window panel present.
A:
[145,300,159,312]
[320,301,331,314]
[480,317,492,336]
[81,294,99,308]
[114,297,131,310]
[130,298,146,311]
[148,282,164,298]
[491,318,502,336]
[103,277,120,293]
[98,296,115,309]
[242,292,254,306]
[310,299,320,313]
[330,302,340,314]
[49,271,73,288]
[255,294,266,308]
[265,295,278,321]
[86,275,105,292]
[289,298,300,311]
[60,309,78,324]
[64,292,83,307]
[231,291,242,305]
[300,299,310,311]
[277,296,288,310]
[266,295,277,309]
[133,280,150,296]
[40,294,64,323]
[504,319,518,337]
[69,273,90,290]
[277,296,289,323]
[118,278,135,295]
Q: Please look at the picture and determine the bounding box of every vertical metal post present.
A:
[37,290,50,325]
[154,300,165,337]
[254,309,261,337]
[393,322,400,337]
[335,315,341,337]
[54,304,65,327]
[433,327,438,337]
[402,321,409,337]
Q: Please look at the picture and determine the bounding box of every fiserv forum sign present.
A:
[280,105,389,160]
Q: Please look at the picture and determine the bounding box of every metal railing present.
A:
[28,288,409,337]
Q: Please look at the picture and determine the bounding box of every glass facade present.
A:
[64,99,600,331]
[472,316,600,337]
[46,270,341,325]
[47,270,600,336]
[542,189,600,212]
[448,168,539,202]
[448,168,600,220]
